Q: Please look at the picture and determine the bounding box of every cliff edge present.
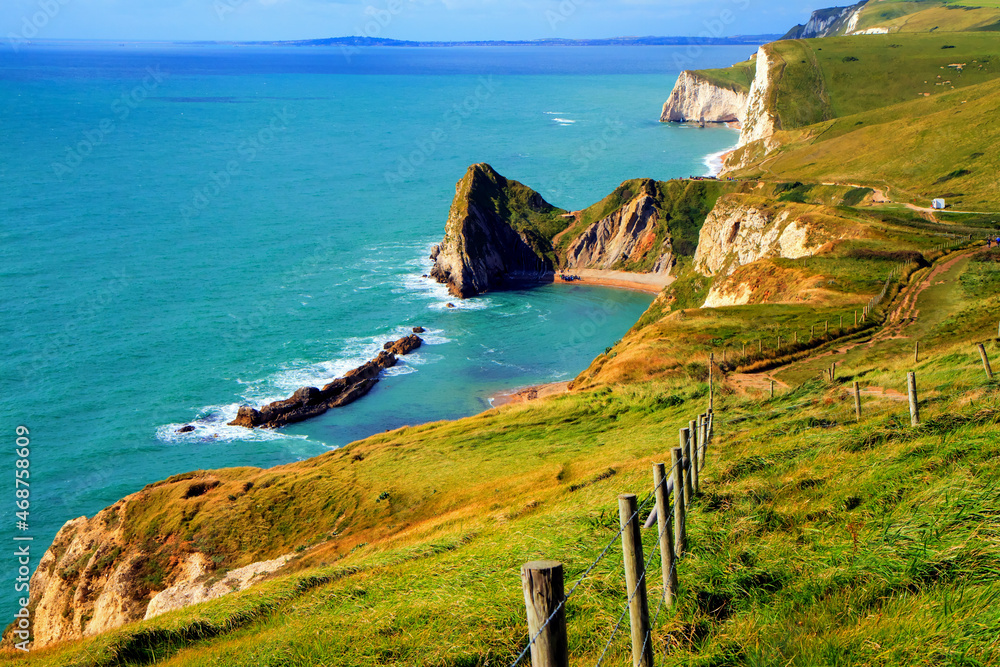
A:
[660,70,751,124]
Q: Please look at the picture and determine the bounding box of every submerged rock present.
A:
[177,425,196,433]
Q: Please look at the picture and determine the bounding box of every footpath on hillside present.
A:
[729,246,978,394]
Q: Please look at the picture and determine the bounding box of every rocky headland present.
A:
[429,169,724,299]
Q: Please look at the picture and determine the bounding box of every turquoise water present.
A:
[0,44,746,614]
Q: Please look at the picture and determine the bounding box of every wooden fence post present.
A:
[811,324,815,339]
[769,379,774,398]
[830,362,836,382]
[840,314,843,332]
[854,382,862,421]
[671,447,686,555]
[701,415,709,466]
[793,331,798,344]
[855,310,858,326]
[758,339,762,353]
[652,463,678,609]
[709,353,715,412]
[618,495,653,667]
[521,561,569,667]
[742,342,746,357]
[978,343,994,380]
[684,422,696,502]
[908,372,920,427]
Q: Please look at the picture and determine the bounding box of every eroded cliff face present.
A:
[660,71,749,124]
[565,194,674,276]
[736,46,779,150]
[694,195,823,277]
[430,163,564,298]
[783,1,869,39]
[25,473,294,649]
[695,194,869,307]
[144,552,292,621]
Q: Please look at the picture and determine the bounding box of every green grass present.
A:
[730,71,1000,209]
[9,242,1000,666]
[688,59,757,94]
[852,0,1000,33]
[771,33,1000,124]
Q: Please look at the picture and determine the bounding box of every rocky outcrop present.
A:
[24,474,298,649]
[694,195,851,278]
[660,71,749,124]
[229,335,422,429]
[565,193,675,276]
[144,552,293,621]
[737,45,779,150]
[783,1,869,39]
[430,164,565,298]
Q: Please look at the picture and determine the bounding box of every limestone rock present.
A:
[565,192,675,277]
[694,195,830,278]
[144,552,293,621]
[661,70,749,124]
[429,163,565,298]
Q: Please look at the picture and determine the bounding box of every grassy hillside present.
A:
[854,0,1000,33]
[8,232,1000,666]
[765,32,1000,128]
[690,58,757,94]
[729,75,1000,209]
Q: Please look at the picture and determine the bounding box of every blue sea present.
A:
[0,43,748,615]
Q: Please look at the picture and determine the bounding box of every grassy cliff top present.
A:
[450,163,570,243]
[730,75,1000,209]
[686,58,758,94]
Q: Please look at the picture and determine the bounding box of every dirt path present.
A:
[490,381,571,408]
[726,247,976,394]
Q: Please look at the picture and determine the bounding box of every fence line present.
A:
[511,469,673,667]
[514,409,715,667]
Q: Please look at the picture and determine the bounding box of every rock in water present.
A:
[429,163,568,298]
[228,335,423,429]
[412,326,426,334]
[177,425,196,433]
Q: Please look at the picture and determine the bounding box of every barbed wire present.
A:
[595,500,675,667]
[508,466,676,667]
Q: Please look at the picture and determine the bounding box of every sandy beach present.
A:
[553,269,673,294]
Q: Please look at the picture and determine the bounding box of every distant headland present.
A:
[192,35,781,48]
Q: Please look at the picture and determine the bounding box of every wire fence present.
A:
[512,411,713,667]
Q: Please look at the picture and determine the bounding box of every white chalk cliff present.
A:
[660,71,749,124]
[694,195,828,278]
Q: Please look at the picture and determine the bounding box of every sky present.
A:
[2,0,824,43]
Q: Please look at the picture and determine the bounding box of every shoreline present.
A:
[552,269,673,294]
[704,146,738,177]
